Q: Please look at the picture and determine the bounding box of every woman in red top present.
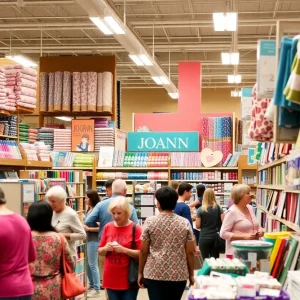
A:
[99,196,142,300]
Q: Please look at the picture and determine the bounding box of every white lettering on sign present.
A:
[137,137,189,150]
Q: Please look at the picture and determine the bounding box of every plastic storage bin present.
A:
[231,241,273,273]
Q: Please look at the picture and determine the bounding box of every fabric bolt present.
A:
[54,71,63,111]
[80,72,88,111]
[16,77,37,89]
[102,72,113,113]
[87,72,97,111]
[97,73,103,112]
[72,72,81,111]
[48,72,55,112]
[62,71,72,111]
[39,72,48,112]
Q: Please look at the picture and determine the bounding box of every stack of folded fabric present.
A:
[5,88,16,112]
[20,143,38,161]
[53,129,71,152]
[5,65,38,110]
[93,117,109,128]
[19,122,30,143]
[38,128,54,151]
[28,128,39,144]
[36,143,51,161]
[0,116,17,136]
[0,68,8,111]
[94,128,115,152]
[73,153,95,168]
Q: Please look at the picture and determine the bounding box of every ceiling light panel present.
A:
[228,75,242,84]
[213,13,237,32]
[168,92,179,99]
[139,54,153,66]
[129,55,144,66]
[152,77,163,85]
[104,16,125,34]
[221,52,239,65]
[90,17,113,35]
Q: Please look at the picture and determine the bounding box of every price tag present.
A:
[248,252,257,268]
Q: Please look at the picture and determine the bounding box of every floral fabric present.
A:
[30,233,74,300]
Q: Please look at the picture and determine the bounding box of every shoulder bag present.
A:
[214,205,226,254]
[128,223,139,286]
[59,234,86,298]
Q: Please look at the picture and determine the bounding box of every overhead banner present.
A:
[127,132,199,152]
[241,87,253,119]
[257,40,276,98]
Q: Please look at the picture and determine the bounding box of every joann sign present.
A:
[127,132,199,152]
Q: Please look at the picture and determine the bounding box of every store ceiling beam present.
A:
[0,1,75,5]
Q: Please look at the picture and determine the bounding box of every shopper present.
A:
[0,187,36,300]
[138,187,195,300]
[83,190,101,297]
[99,196,142,300]
[220,184,264,255]
[102,179,115,201]
[188,184,206,209]
[27,201,74,300]
[170,180,179,191]
[174,182,199,255]
[46,185,86,263]
[196,188,224,259]
[85,179,138,297]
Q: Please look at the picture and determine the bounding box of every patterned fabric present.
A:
[48,73,55,112]
[54,71,63,111]
[87,72,97,111]
[40,72,48,112]
[30,234,74,300]
[80,72,88,111]
[102,72,113,113]
[62,71,71,111]
[141,214,194,281]
[72,72,81,111]
[248,84,273,141]
[97,73,103,112]
[16,77,37,89]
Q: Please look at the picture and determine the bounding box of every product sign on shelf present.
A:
[257,40,276,98]
[127,132,199,152]
[71,119,95,152]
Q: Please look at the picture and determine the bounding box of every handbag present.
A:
[215,205,226,254]
[128,223,139,286]
[59,234,86,298]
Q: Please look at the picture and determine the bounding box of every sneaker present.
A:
[87,286,94,291]
[87,290,100,298]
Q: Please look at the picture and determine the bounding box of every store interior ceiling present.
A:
[0,0,300,92]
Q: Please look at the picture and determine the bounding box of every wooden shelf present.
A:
[26,160,52,168]
[66,182,85,184]
[257,156,287,172]
[170,167,238,170]
[0,158,26,167]
[96,179,169,182]
[0,135,18,139]
[41,111,113,117]
[257,184,285,190]
[178,180,238,182]
[97,167,169,171]
[16,105,35,115]
[257,205,300,232]
[53,167,93,170]
[0,110,12,116]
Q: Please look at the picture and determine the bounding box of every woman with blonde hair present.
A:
[220,184,263,255]
[196,188,224,259]
[98,196,142,300]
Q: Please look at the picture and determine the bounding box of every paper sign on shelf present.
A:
[257,40,276,98]
[23,183,35,203]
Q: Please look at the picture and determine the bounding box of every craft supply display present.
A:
[53,129,71,152]
[96,171,169,181]
[0,140,22,159]
[171,171,238,181]
[38,128,54,150]
[123,152,169,167]
[40,71,113,113]
[0,116,17,137]
[201,116,232,165]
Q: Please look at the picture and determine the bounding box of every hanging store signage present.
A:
[127,132,199,152]
[257,40,276,98]
[241,87,253,120]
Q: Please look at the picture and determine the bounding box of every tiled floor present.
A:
[92,288,187,299]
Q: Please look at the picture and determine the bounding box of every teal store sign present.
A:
[127,132,199,152]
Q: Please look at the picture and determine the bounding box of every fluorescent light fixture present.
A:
[221,52,239,65]
[152,76,162,85]
[104,16,125,35]
[152,76,170,85]
[213,12,237,31]
[231,90,242,97]
[129,54,153,66]
[228,74,242,84]
[55,116,73,122]
[129,55,143,66]
[6,55,38,67]
[138,54,153,66]
[168,92,179,99]
[90,17,113,35]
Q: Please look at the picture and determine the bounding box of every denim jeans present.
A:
[87,240,100,291]
[106,289,138,300]
[1,297,32,300]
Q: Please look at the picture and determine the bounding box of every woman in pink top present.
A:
[0,187,36,300]
[220,184,264,255]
